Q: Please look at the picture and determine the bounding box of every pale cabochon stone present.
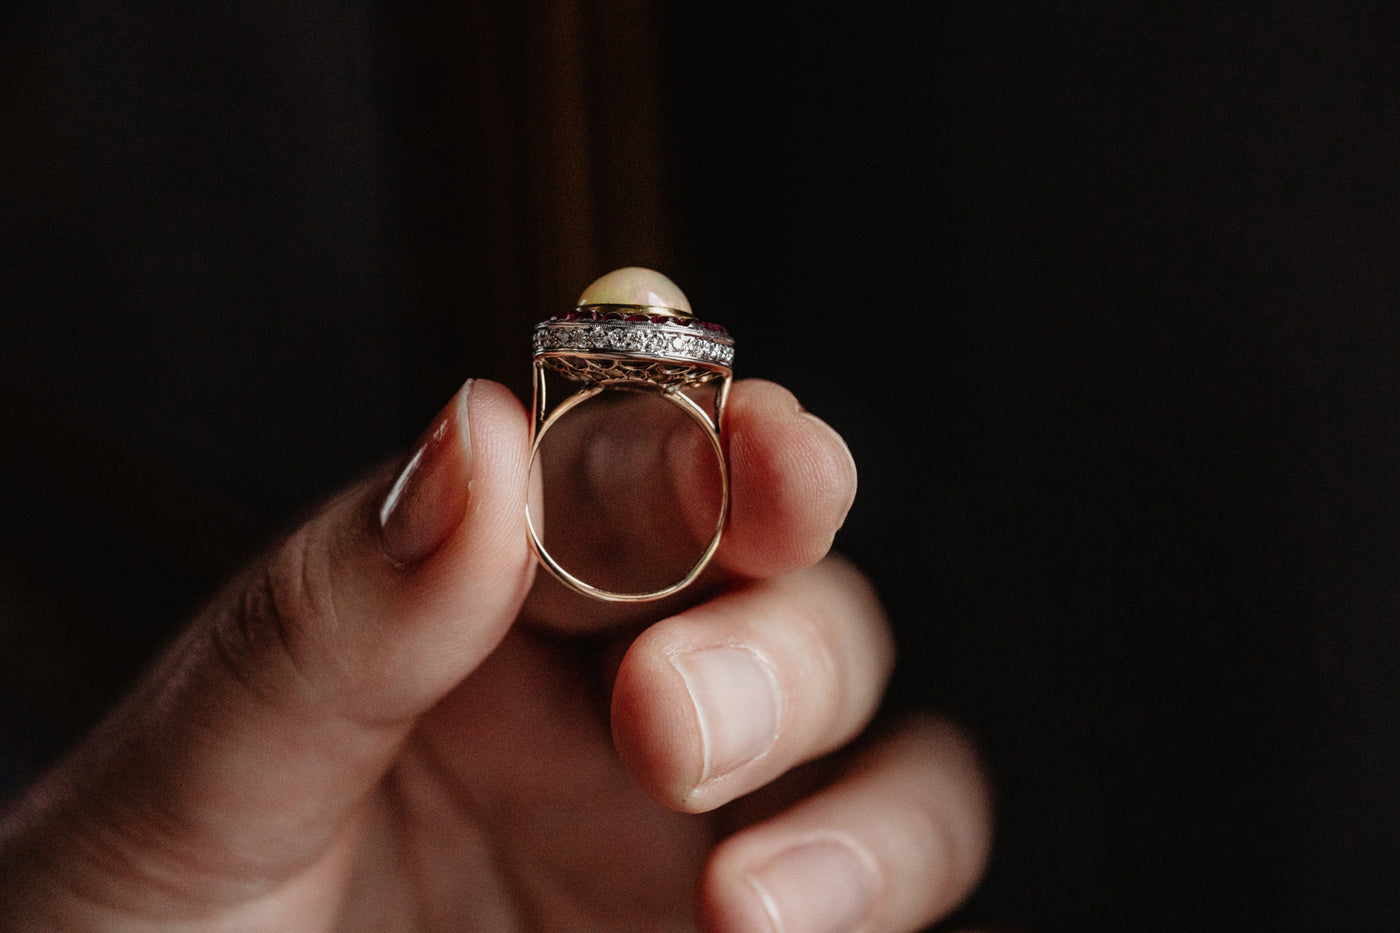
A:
[577,267,693,316]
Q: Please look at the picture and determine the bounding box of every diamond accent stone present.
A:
[533,268,732,387]
[532,316,734,385]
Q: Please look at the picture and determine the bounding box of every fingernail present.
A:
[748,840,876,933]
[379,379,474,564]
[671,646,781,786]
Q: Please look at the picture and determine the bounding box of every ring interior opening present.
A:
[530,387,723,596]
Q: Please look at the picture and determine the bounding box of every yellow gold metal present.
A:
[526,361,731,602]
[575,303,694,321]
[526,268,734,602]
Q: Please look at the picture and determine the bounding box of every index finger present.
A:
[522,378,858,631]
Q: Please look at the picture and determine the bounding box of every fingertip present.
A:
[458,377,531,495]
[611,627,706,809]
[612,613,786,815]
[361,377,535,703]
[424,377,535,632]
[699,857,778,933]
[797,408,858,528]
[376,378,530,570]
[702,835,877,933]
[723,380,859,576]
[702,715,994,932]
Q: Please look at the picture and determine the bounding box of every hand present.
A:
[0,378,992,931]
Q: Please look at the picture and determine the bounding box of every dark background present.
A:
[3,2,1399,929]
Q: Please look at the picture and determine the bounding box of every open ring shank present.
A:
[526,366,731,602]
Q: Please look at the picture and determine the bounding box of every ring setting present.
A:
[527,268,734,602]
[532,306,734,385]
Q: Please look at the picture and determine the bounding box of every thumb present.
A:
[0,378,533,920]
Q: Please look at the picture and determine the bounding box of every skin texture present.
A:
[0,377,992,932]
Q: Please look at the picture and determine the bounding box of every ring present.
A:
[527,267,735,602]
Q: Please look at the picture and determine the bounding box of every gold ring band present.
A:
[525,268,734,602]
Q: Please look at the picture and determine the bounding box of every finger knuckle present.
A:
[210,526,343,702]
